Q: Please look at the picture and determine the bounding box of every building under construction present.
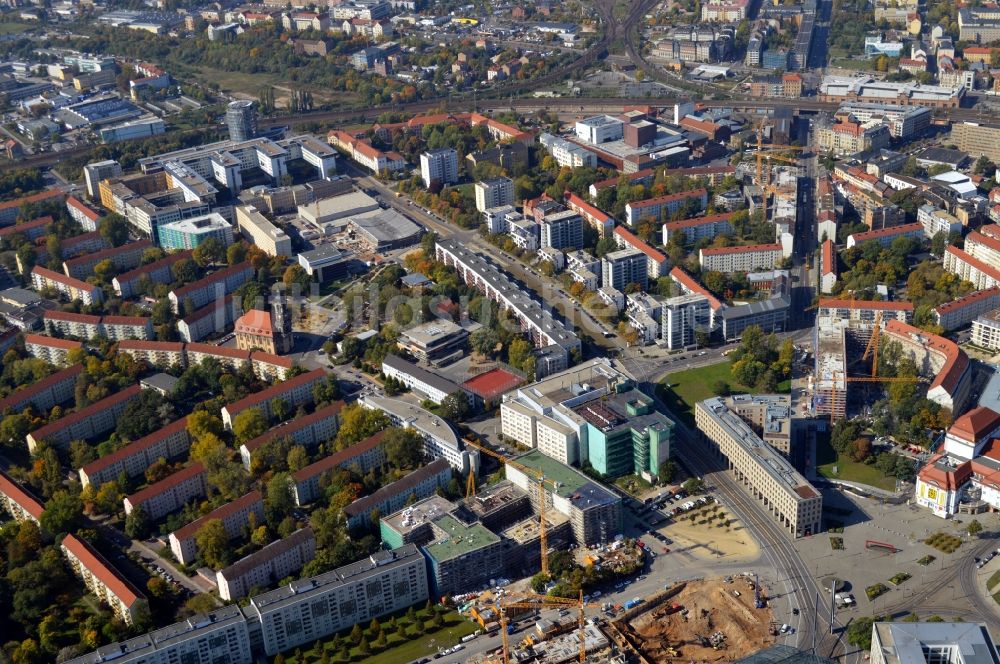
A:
[813,317,848,420]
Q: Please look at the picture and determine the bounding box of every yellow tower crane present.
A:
[485,591,603,664]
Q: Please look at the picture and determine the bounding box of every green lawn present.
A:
[0,22,33,35]
[988,570,1000,592]
[659,361,790,427]
[815,433,897,491]
[285,611,478,664]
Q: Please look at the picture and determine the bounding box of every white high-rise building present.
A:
[475,177,514,212]
[83,159,122,200]
[661,294,711,349]
[602,248,648,291]
[420,148,459,188]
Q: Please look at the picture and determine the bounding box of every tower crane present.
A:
[485,591,603,664]
[463,438,557,577]
[861,311,883,377]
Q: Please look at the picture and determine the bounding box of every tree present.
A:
[287,445,309,472]
[124,505,151,539]
[146,576,169,598]
[40,490,82,535]
[93,259,117,284]
[192,237,224,267]
[283,264,312,291]
[350,623,364,645]
[99,213,129,247]
[968,519,983,538]
[850,438,873,462]
[187,411,224,442]
[440,391,471,421]
[232,407,269,443]
[683,477,704,494]
[264,473,294,527]
[195,519,229,568]
[171,258,198,284]
[357,637,371,656]
[658,459,678,482]
[334,403,390,448]
[507,338,533,374]
[227,243,248,266]
[382,427,424,470]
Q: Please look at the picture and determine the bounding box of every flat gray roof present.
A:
[873,622,1000,664]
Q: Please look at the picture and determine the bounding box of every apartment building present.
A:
[816,120,890,156]
[80,417,191,489]
[0,362,81,418]
[951,122,1000,163]
[0,214,53,243]
[234,205,292,257]
[699,243,782,274]
[918,205,963,239]
[662,212,736,245]
[221,368,326,429]
[63,240,151,280]
[474,177,514,212]
[27,384,142,453]
[846,222,923,249]
[62,534,149,625]
[973,308,1000,350]
[44,310,154,341]
[381,355,465,405]
[66,195,102,231]
[564,193,614,237]
[602,248,648,291]
[217,527,316,601]
[817,297,914,324]
[944,246,1000,290]
[124,462,207,520]
[328,130,406,175]
[168,262,254,313]
[661,293,712,350]
[177,294,243,342]
[625,189,708,225]
[538,133,597,168]
[239,400,343,471]
[112,249,193,298]
[420,148,459,188]
[696,397,822,537]
[170,491,265,565]
[435,239,580,362]
[359,394,474,473]
[31,266,103,305]
[934,288,1000,332]
[820,239,838,294]
[613,226,668,278]
[292,431,388,505]
[116,340,186,369]
[24,333,82,366]
[540,210,584,250]
[245,544,427,656]
[342,458,452,530]
[0,469,45,524]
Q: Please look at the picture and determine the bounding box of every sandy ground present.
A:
[631,578,777,663]
[659,505,761,562]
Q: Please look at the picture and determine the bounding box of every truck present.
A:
[623,598,643,610]
[665,603,684,615]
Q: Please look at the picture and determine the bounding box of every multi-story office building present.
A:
[699,243,782,274]
[958,7,1000,42]
[661,294,712,349]
[83,159,122,200]
[359,394,475,473]
[918,205,962,240]
[221,368,326,429]
[0,469,45,524]
[973,308,1000,351]
[396,319,469,364]
[240,401,343,471]
[123,462,207,520]
[24,333,83,366]
[168,262,254,313]
[27,384,142,453]
[539,133,597,168]
[474,177,514,212]
[934,288,1000,332]
[420,148,459,188]
[835,103,932,139]
[217,527,316,601]
[63,240,151,280]
[158,213,234,250]
[870,621,1000,664]
[505,449,622,546]
[846,222,923,249]
[31,266,103,305]
[170,491,265,565]
[625,189,708,225]
[602,248,648,291]
[575,389,674,480]
[0,362,81,419]
[225,100,258,142]
[113,249,193,298]
[292,431,387,505]
[234,205,292,256]
[80,417,190,489]
[951,122,1000,163]
[696,397,822,537]
[574,115,625,144]
[343,459,452,530]
[62,534,149,626]
[435,239,580,362]
[540,210,584,250]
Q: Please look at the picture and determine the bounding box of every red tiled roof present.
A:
[172,262,252,299]
[223,367,326,414]
[63,240,152,269]
[31,384,141,442]
[968,230,1000,255]
[242,400,345,453]
[0,469,45,520]
[700,243,782,256]
[680,117,720,134]
[62,534,145,607]
[67,196,101,221]
[24,333,83,350]
[115,250,193,284]
[980,224,1000,239]
[251,351,294,369]
[663,165,735,179]
[186,343,250,361]
[0,215,52,237]
[293,430,387,482]
[126,462,205,506]
[0,189,64,212]
[614,226,667,264]
[818,298,914,311]
[884,319,968,394]
[663,212,735,230]
[917,454,972,491]
[235,309,273,337]
[949,407,1000,444]
[629,188,707,210]
[0,363,82,414]
[81,417,189,476]
[170,490,262,541]
[821,239,836,276]
[669,266,722,311]
[935,287,1000,315]
[117,340,184,352]
[946,246,1000,283]
[44,310,101,325]
[31,266,93,291]
[102,315,151,327]
[565,192,611,223]
[64,231,105,251]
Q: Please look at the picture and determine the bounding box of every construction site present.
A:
[623,577,776,663]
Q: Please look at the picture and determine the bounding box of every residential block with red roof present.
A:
[31,266,103,305]
[80,417,191,490]
[239,400,344,471]
[625,189,707,225]
[933,287,1000,332]
[820,239,838,294]
[613,226,668,278]
[0,469,46,524]
[27,384,143,453]
[221,367,327,429]
[62,239,152,280]
[883,319,972,413]
[24,332,83,366]
[662,212,736,245]
[0,189,65,226]
[291,430,387,505]
[845,222,923,249]
[169,490,265,565]
[0,363,81,420]
[699,243,782,274]
[124,462,207,520]
[61,533,148,625]
[944,244,1000,290]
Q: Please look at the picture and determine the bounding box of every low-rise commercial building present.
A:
[870,621,1000,664]
[696,397,822,537]
[62,534,148,626]
[27,384,142,453]
[396,319,469,364]
[217,527,316,601]
[381,354,465,405]
[819,75,964,109]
